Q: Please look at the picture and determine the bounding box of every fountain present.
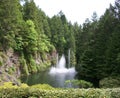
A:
[57,54,66,68]
[48,54,77,87]
[68,49,70,68]
[21,53,77,88]
[49,54,76,74]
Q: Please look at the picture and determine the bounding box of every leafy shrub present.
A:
[31,84,54,90]
[0,52,7,66]
[28,55,37,73]
[0,82,28,89]
[65,79,93,88]
[0,61,2,66]
[8,66,15,74]
[19,56,29,75]
[0,82,120,98]
[110,88,120,98]
[99,76,120,88]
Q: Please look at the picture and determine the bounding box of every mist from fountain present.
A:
[22,53,77,88]
[49,54,76,74]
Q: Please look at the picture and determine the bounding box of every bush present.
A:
[99,76,120,88]
[31,84,54,90]
[19,56,29,75]
[110,88,120,98]
[8,66,15,74]
[0,82,120,98]
[29,58,37,73]
[65,79,93,88]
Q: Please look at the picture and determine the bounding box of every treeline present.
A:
[0,0,120,86]
[0,0,76,75]
[75,0,120,86]
[0,0,58,75]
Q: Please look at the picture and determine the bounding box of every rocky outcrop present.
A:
[0,48,57,84]
[0,48,21,85]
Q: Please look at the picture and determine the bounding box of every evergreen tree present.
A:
[23,0,41,33]
[23,20,38,54]
[0,0,23,50]
[105,0,120,76]
[23,0,53,54]
[76,1,120,86]
[49,15,65,55]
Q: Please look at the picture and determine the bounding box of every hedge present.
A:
[0,82,120,98]
[100,76,120,88]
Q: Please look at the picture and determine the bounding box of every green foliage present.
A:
[49,15,65,54]
[0,52,7,66]
[0,82,120,98]
[48,12,76,65]
[31,84,54,90]
[22,0,55,73]
[0,82,28,89]
[0,0,76,77]
[28,56,37,73]
[100,76,120,88]
[76,1,120,87]
[76,80,93,88]
[111,88,120,98]
[0,0,120,89]
[15,36,24,51]
[0,0,23,49]
[19,55,29,75]
[38,34,53,53]
[0,61,2,66]
[65,79,93,88]
[24,20,38,54]
[8,66,15,75]
[0,56,3,66]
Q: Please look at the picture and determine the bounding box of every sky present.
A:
[34,0,115,24]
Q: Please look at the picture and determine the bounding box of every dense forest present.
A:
[0,0,120,87]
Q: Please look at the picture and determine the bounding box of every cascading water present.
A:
[68,49,70,68]
[57,54,66,68]
[49,54,76,74]
[49,54,77,88]
[21,53,78,88]
[56,53,59,66]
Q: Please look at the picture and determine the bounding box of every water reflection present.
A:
[21,69,77,88]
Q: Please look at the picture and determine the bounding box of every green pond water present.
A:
[21,68,78,88]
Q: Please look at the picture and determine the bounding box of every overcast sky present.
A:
[34,0,115,24]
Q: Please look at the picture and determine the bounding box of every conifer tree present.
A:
[0,0,23,49]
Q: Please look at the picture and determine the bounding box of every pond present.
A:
[21,55,79,88]
[21,67,78,88]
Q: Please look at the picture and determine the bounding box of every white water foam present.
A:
[49,55,76,74]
